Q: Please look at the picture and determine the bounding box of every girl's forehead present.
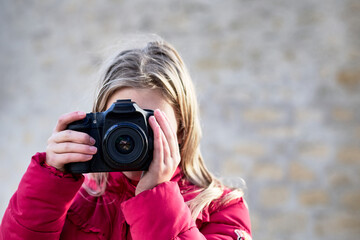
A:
[106,88,166,110]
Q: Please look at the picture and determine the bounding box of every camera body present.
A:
[65,99,154,173]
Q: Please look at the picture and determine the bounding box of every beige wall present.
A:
[1,1,359,239]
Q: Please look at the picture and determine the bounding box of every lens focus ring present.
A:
[103,122,148,167]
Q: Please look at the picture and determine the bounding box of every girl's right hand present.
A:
[46,111,97,172]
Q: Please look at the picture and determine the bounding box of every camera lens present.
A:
[115,135,134,154]
[103,122,148,167]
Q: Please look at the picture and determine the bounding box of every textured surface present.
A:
[1,0,359,239]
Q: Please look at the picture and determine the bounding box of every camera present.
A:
[65,99,154,173]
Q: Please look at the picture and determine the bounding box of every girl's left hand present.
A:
[135,109,181,195]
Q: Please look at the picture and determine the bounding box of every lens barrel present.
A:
[103,122,148,168]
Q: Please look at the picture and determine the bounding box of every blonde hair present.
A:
[84,39,244,219]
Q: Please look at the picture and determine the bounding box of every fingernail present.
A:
[90,146,97,153]
[150,115,156,123]
[78,111,86,116]
[90,137,96,145]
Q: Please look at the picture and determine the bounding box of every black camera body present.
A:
[65,99,154,173]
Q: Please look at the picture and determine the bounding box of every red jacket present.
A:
[0,152,251,240]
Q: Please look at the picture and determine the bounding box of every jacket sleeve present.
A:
[121,181,251,240]
[0,152,84,240]
[196,197,252,240]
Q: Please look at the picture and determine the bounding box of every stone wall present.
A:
[1,0,359,239]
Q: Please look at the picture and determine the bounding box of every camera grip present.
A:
[65,161,91,173]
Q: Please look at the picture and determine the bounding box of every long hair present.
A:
[83,39,244,219]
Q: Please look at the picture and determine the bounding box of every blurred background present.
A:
[1,0,359,239]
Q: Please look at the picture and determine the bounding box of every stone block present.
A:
[337,146,360,164]
[259,186,290,208]
[296,109,323,123]
[315,213,360,238]
[289,162,315,182]
[336,69,360,90]
[299,189,329,206]
[242,108,285,123]
[259,127,298,139]
[267,212,307,236]
[222,158,244,176]
[328,172,351,187]
[299,144,330,159]
[252,163,284,181]
[342,191,360,212]
[234,142,265,158]
[331,108,354,122]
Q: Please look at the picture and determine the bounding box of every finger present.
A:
[161,110,181,163]
[160,110,178,143]
[149,115,163,165]
[50,153,93,165]
[50,130,95,145]
[54,111,86,133]
[154,109,178,157]
[161,129,172,165]
[152,115,171,166]
[50,142,97,155]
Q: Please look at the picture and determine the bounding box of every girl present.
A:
[0,40,251,240]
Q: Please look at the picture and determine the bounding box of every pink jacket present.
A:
[0,152,251,240]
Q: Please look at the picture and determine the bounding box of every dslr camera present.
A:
[65,99,153,173]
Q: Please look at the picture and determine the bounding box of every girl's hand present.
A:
[135,109,181,195]
[46,111,97,172]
